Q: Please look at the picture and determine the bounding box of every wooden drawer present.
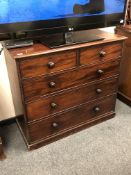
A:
[27,95,116,142]
[19,50,76,78]
[80,43,122,66]
[22,60,120,101]
[26,78,118,121]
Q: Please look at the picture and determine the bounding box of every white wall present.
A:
[100,26,115,33]
[0,43,23,121]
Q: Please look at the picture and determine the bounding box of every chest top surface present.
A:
[7,29,127,60]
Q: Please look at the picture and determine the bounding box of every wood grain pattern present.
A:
[9,29,126,60]
[17,112,115,150]
[19,50,76,78]
[22,60,120,101]
[26,78,118,121]
[116,26,131,106]
[27,95,116,142]
[80,42,122,66]
[7,30,126,149]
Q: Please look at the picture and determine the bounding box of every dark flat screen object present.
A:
[40,30,104,48]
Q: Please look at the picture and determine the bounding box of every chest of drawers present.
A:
[8,30,126,150]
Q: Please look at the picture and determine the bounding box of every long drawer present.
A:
[80,42,122,66]
[19,50,76,79]
[27,95,116,142]
[26,78,118,121]
[22,60,120,101]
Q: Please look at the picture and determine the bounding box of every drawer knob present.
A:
[97,69,104,76]
[94,107,100,112]
[96,88,102,94]
[50,102,57,109]
[47,62,55,69]
[49,82,56,88]
[52,122,59,128]
[99,51,106,57]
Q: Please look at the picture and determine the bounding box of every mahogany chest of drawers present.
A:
[8,30,126,150]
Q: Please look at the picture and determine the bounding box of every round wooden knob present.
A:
[96,88,102,94]
[52,122,59,128]
[94,107,100,112]
[99,51,106,57]
[50,102,57,109]
[49,82,56,88]
[97,69,104,76]
[47,62,55,69]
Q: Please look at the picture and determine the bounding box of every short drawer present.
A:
[22,60,120,101]
[80,43,122,66]
[19,50,76,78]
[28,95,116,142]
[26,78,118,121]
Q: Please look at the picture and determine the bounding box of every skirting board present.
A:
[117,92,131,107]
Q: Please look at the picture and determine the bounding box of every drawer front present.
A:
[26,78,118,121]
[22,60,120,101]
[19,50,76,78]
[80,43,122,66]
[28,95,116,142]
